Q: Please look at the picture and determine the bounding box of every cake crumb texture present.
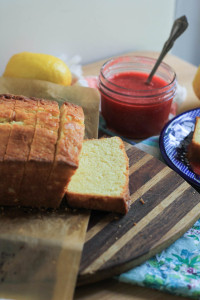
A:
[66,137,130,214]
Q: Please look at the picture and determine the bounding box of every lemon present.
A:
[3,52,72,86]
[193,65,200,99]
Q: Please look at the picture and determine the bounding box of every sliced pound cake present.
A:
[45,102,85,207]
[0,94,84,208]
[0,95,38,203]
[18,99,60,207]
[65,137,130,214]
[0,95,16,159]
[0,95,16,201]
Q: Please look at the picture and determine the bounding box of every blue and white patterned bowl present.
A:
[159,108,200,188]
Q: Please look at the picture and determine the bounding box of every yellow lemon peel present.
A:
[193,65,200,100]
[3,52,72,86]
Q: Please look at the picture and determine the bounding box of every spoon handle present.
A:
[146,15,188,84]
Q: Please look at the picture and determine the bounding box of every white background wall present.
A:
[0,0,176,74]
[1,0,199,73]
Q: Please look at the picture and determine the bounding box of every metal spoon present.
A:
[146,15,189,85]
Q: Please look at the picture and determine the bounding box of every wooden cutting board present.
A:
[77,143,200,285]
[0,142,200,298]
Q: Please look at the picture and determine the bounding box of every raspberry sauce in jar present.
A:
[98,56,177,139]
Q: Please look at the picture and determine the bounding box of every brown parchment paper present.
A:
[0,77,100,139]
[0,77,99,299]
[0,207,90,300]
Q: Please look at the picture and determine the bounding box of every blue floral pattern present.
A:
[119,207,200,298]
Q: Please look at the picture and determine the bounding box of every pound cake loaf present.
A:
[65,137,130,214]
[0,94,84,208]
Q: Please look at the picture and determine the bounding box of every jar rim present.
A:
[99,55,177,95]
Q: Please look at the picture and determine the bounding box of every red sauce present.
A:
[109,72,167,91]
[100,71,174,139]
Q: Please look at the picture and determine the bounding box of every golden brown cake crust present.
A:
[0,94,85,208]
[45,102,85,205]
[0,97,15,160]
[2,97,38,202]
[0,96,16,202]
[0,125,12,160]
[67,191,130,214]
[18,99,60,207]
[56,102,85,166]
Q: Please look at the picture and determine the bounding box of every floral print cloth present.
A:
[118,136,200,299]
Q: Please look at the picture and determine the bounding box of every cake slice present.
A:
[45,102,85,207]
[65,137,130,214]
[2,96,38,203]
[0,95,16,159]
[18,99,60,207]
[0,95,16,201]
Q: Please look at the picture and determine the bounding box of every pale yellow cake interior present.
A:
[66,137,128,196]
[193,118,200,143]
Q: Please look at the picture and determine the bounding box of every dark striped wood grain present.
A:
[77,145,200,285]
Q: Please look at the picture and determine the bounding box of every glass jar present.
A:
[98,55,177,139]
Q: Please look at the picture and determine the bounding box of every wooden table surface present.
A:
[74,51,198,300]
